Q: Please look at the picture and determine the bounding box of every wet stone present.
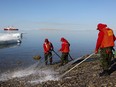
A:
[0,54,116,87]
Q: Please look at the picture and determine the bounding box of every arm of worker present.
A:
[95,32,104,54]
[59,43,65,52]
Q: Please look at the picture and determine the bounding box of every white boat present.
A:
[0,33,23,45]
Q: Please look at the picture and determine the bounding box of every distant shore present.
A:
[0,54,116,87]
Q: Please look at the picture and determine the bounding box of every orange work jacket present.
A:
[43,42,52,53]
[60,42,70,53]
[100,28,115,48]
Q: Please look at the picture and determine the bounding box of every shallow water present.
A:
[1,29,116,86]
[0,29,97,74]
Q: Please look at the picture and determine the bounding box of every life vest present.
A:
[44,42,52,53]
[62,42,70,53]
[100,28,115,48]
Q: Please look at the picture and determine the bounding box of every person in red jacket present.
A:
[95,23,115,76]
[59,37,70,66]
[43,38,54,65]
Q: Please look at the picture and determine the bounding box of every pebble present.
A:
[0,54,116,87]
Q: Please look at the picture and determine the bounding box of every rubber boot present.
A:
[103,70,110,76]
[99,70,109,76]
[45,62,48,65]
[50,62,52,65]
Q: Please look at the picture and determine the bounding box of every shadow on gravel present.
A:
[109,58,116,75]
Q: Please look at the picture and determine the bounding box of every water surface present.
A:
[0,29,97,73]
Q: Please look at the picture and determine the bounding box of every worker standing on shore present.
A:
[43,38,54,65]
[95,23,115,76]
[59,37,70,66]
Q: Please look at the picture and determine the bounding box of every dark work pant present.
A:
[61,52,69,65]
[44,52,52,65]
[100,47,113,70]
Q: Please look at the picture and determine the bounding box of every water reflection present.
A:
[0,42,21,49]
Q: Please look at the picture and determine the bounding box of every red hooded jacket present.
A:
[59,38,70,53]
[95,23,115,52]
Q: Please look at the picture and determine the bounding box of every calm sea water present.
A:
[0,29,98,74]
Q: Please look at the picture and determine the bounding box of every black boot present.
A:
[104,70,110,76]
[99,70,109,76]
[50,62,52,65]
[45,62,48,65]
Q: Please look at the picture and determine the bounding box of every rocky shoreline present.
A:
[0,54,116,87]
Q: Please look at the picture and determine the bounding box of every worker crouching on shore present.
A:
[95,23,115,76]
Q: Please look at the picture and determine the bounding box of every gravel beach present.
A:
[0,54,116,87]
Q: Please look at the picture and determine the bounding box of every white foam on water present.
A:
[12,69,35,78]
[0,62,38,81]
[0,69,35,81]
[0,62,59,85]
[28,69,59,84]
[12,62,40,78]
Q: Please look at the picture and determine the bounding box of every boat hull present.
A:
[0,39,21,45]
[0,33,22,45]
